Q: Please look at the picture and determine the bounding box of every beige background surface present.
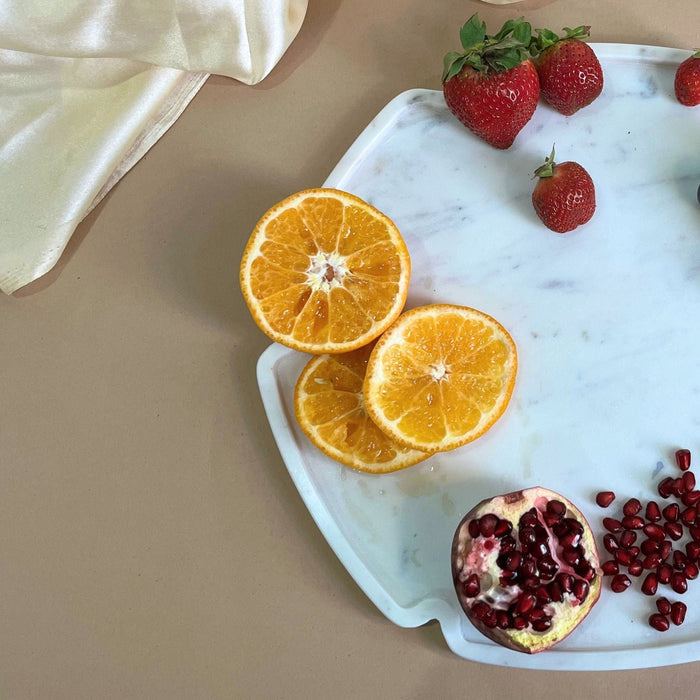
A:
[2,0,700,697]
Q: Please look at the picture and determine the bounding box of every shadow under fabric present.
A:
[0,0,308,294]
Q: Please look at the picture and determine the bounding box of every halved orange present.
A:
[294,342,430,473]
[239,188,411,354]
[363,304,517,453]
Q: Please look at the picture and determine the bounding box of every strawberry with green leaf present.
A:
[442,15,540,149]
[531,26,603,116]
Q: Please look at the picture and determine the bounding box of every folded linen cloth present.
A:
[0,1,308,294]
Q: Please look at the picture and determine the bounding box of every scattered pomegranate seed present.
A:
[641,573,659,596]
[676,449,692,471]
[670,601,687,626]
[682,490,700,507]
[665,522,684,541]
[622,498,642,516]
[658,477,675,499]
[656,597,672,615]
[601,559,619,576]
[686,541,700,562]
[657,563,673,584]
[662,503,680,522]
[685,562,699,580]
[649,613,670,632]
[596,491,616,508]
[620,530,637,548]
[683,472,696,492]
[603,517,623,533]
[643,523,665,541]
[603,534,620,554]
[610,574,631,593]
[628,560,643,577]
[622,515,645,530]
[671,572,688,594]
[645,501,662,522]
[659,540,672,561]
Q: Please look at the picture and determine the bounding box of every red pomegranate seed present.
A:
[622,498,642,516]
[663,503,680,522]
[672,478,686,497]
[681,507,697,527]
[471,601,490,620]
[546,499,567,516]
[603,517,623,533]
[641,539,660,555]
[685,562,699,580]
[515,593,536,615]
[615,550,635,566]
[610,574,632,593]
[670,601,687,626]
[560,530,582,548]
[643,553,662,570]
[628,560,643,577]
[536,586,552,605]
[512,615,528,631]
[494,519,513,537]
[676,449,692,471]
[658,477,675,498]
[682,491,700,507]
[649,613,670,631]
[621,515,645,530]
[659,540,673,561]
[665,522,684,541]
[479,514,499,537]
[686,541,700,562]
[689,525,700,542]
[671,572,688,594]
[683,472,696,492]
[656,597,672,615]
[483,609,499,628]
[604,534,620,554]
[496,610,510,629]
[643,523,666,541]
[673,550,688,570]
[573,579,589,602]
[502,551,522,571]
[596,491,616,508]
[468,519,480,538]
[645,501,662,522]
[532,617,553,632]
[620,530,638,549]
[463,573,481,597]
[548,581,564,603]
[658,563,673,584]
[556,573,574,592]
[641,573,659,595]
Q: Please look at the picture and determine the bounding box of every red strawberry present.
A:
[675,50,700,106]
[532,26,603,116]
[532,147,596,233]
[442,15,540,149]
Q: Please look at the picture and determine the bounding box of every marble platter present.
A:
[256,45,700,670]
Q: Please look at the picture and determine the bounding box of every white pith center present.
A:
[429,361,449,381]
[307,251,348,291]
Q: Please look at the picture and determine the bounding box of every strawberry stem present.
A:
[534,146,557,179]
[530,25,591,56]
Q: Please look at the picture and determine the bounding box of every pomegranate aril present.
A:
[615,549,635,566]
[536,586,552,605]
[531,617,553,632]
[561,547,581,566]
[471,601,490,620]
[601,560,619,576]
[596,491,616,508]
[479,514,499,537]
[622,498,642,516]
[559,530,582,548]
[500,551,521,572]
[546,499,567,516]
[681,507,697,527]
[662,503,680,522]
[610,574,632,593]
[689,525,700,542]
[683,471,696,492]
[520,576,540,591]
[519,511,539,529]
[494,519,513,537]
[671,572,688,594]
[682,491,700,507]
[515,593,536,615]
[500,535,517,554]
[658,477,675,499]
[646,501,662,522]
[649,613,670,632]
[643,523,666,541]
[619,530,637,549]
[659,540,673,561]
[686,541,700,562]
[656,597,672,615]
[665,522,684,541]
[496,610,510,629]
[676,449,692,471]
[555,572,574,592]
[576,563,596,582]
[462,573,481,597]
[538,555,559,579]
[641,573,659,596]
[628,560,643,577]
[641,539,660,555]
[621,516,643,533]
[603,517,623,533]
[672,478,686,497]
[670,601,687,626]
[685,562,699,580]
[548,581,564,603]
[657,563,673,585]
[483,609,499,628]
[643,553,661,570]
[673,550,688,570]
[468,519,480,538]
[573,579,589,602]
[519,526,536,546]
[603,534,620,554]
[529,540,551,559]
[512,615,528,631]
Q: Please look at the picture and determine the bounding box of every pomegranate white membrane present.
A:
[452,486,602,653]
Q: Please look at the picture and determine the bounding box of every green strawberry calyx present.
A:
[534,146,558,179]
[442,14,532,82]
[530,25,591,55]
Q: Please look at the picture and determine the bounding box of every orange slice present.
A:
[294,342,430,473]
[363,304,517,453]
[239,188,411,354]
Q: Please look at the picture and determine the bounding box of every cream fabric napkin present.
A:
[0,1,308,294]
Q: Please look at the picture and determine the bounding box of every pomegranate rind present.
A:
[451,486,602,654]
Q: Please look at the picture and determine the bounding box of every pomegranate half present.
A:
[451,486,602,653]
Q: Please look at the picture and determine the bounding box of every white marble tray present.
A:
[256,44,700,670]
